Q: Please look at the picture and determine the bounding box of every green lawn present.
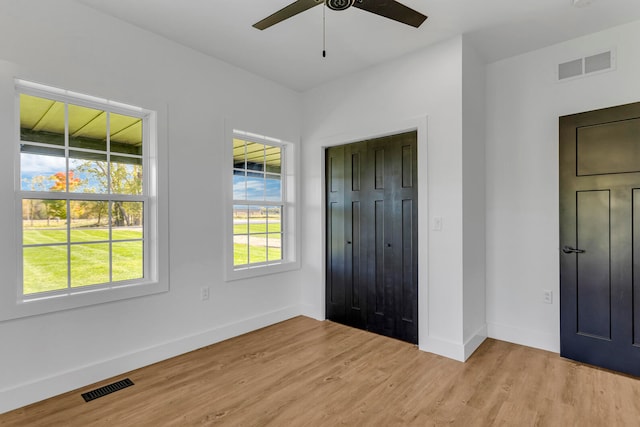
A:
[23,246,69,294]
[233,243,282,266]
[23,228,142,244]
[23,228,144,295]
[233,220,282,266]
[24,225,281,293]
[232,222,281,234]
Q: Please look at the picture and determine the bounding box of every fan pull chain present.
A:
[322,2,326,58]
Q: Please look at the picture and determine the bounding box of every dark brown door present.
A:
[326,131,418,344]
[560,102,640,376]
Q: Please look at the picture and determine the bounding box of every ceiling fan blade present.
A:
[253,0,325,30]
[352,0,427,28]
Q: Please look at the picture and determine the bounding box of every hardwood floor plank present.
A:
[2,316,640,426]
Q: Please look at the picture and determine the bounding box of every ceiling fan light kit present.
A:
[253,0,427,30]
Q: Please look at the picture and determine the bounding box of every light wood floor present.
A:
[2,316,640,426]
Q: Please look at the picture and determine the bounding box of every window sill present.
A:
[0,280,169,321]
[225,260,300,282]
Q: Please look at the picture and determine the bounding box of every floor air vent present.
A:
[81,378,134,402]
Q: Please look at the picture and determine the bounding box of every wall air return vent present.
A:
[585,51,612,74]
[558,58,583,80]
[557,50,615,82]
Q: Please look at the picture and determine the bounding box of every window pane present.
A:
[111,156,143,195]
[268,234,282,261]
[267,206,282,233]
[22,199,67,244]
[23,199,67,244]
[70,151,108,193]
[112,241,143,281]
[70,243,109,287]
[20,94,65,146]
[68,104,106,151]
[233,173,247,200]
[249,234,268,263]
[70,200,108,242]
[233,205,249,235]
[265,174,282,201]
[247,172,265,200]
[249,212,268,234]
[265,145,281,174]
[20,148,66,191]
[112,202,143,240]
[233,138,246,169]
[23,245,68,294]
[245,142,265,172]
[110,113,142,155]
[234,235,249,266]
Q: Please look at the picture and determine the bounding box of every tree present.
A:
[41,171,82,224]
[74,160,143,226]
[22,175,48,226]
[50,171,81,192]
[70,200,108,226]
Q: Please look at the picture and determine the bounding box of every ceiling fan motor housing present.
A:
[326,0,355,11]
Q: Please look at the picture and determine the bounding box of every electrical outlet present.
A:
[543,290,553,304]
[201,286,210,301]
[433,217,443,231]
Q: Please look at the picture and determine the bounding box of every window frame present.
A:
[225,126,299,281]
[2,79,168,320]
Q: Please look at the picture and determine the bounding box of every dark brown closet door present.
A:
[326,131,418,344]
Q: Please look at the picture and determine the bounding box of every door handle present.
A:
[562,245,585,254]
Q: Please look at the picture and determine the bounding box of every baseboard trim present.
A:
[420,336,465,362]
[0,305,301,414]
[464,325,488,360]
[419,325,487,362]
[299,303,324,321]
[487,321,559,353]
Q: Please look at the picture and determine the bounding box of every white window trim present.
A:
[224,123,300,281]
[0,79,168,321]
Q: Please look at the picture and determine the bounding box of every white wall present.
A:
[0,0,301,413]
[485,20,640,352]
[299,36,487,361]
[462,39,487,357]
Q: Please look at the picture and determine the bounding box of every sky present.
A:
[233,173,282,202]
[20,153,65,190]
[21,151,280,200]
[20,152,133,193]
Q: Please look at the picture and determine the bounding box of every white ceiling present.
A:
[76,0,640,92]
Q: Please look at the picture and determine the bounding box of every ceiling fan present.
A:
[253,0,428,30]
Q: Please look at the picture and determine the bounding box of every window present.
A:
[13,80,164,310]
[227,129,298,279]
